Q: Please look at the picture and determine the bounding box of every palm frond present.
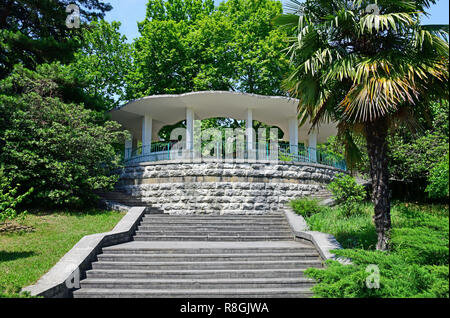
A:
[360,12,416,34]
[340,77,419,122]
[272,14,299,27]
[324,53,360,82]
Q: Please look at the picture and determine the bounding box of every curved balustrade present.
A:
[124,142,347,171]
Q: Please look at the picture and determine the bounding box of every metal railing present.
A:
[124,141,347,170]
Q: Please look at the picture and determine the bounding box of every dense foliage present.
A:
[70,20,132,110]
[0,64,128,208]
[389,101,449,199]
[328,174,367,217]
[291,201,449,297]
[426,152,449,200]
[0,0,112,79]
[126,0,291,99]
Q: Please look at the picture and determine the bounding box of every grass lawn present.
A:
[0,210,126,297]
[291,200,449,298]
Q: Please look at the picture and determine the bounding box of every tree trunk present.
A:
[365,118,391,251]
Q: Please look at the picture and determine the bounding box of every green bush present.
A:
[426,152,449,200]
[306,250,449,298]
[290,198,325,218]
[0,64,128,208]
[0,166,33,223]
[328,173,366,217]
[390,205,449,266]
[304,203,449,298]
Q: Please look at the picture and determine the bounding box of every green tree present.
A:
[215,0,290,95]
[126,0,291,99]
[0,63,128,208]
[0,0,112,79]
[70,20,133,110]
[276,0,449,250]
[426,152,449,200]
[389,100,449,196]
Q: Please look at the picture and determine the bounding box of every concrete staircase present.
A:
[73,213,323,298]
[96,190,152,208]
[134,214,295,241]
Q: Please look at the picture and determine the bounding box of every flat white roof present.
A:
[109,91,337,143]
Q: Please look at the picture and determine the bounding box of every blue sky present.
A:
[105,0,450,42]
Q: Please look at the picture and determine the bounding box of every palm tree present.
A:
[276,0,449,250]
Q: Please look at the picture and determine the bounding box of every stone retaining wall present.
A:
[117,160,345,215]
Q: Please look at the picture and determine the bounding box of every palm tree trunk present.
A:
[365,118,391,251]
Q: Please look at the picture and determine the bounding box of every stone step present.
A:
[139,220,289,226]
[133,235,295,241]
[86,268,308,279]
[97,252,320,262]
[137,225,291,231]
[101,246,315,255]
[139,221,288,225]
[134,230,292,237]
[73,287,313,298]
[92,260,323,270]
[79,277,315,290]
[142,215,285,220]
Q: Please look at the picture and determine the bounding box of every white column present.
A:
[289,118,299,155]
[142,115,152,154]
[308,129,318,162]
[124,134,133,160]
[246,109,254,151]
[186,108,195,151]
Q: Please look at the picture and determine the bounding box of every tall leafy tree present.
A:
[216,0,290,95]
[71,20,132,110]
[276,0,449,250]
[126,0,291,99]
[0,0,112,79]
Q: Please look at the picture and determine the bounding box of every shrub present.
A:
[0,166,33,224]
[290,198,325,218]
[390,205,449,266]
[328,173,366,217]
[304,203,449,298]
[0,64,128,208]
[426,152,449,200]
[306,250,449,298]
